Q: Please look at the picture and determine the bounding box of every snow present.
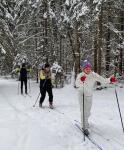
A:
[43,12,47,19]
[77,5,88,19]
[1,48,6,54]
[49,8,55,18]
[61,11,69,23]
[65,0,70,6]
[0,45,6,54]
[0,78,124,150]
[93,0,100,3]
[6,12,13,20]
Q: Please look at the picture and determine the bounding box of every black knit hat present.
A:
[22,63,26,68]
[44,63,50,68]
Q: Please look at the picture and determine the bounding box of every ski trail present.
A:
[91,125,124,149]
[14,125,29,150]
[74,120,124,150]
[91,129,124,150]
[29,106,96,150]
[0,79,124,150]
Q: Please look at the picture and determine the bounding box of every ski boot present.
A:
[49,102,54,109]
[83,129,90,136]
[39,103,42,108]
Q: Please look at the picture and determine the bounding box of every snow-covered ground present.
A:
[0,78,124,150]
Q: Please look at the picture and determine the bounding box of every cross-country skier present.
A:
[20,63,28,94]
[39,63,54,109]
[75,60,117,136]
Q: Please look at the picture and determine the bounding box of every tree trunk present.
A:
[93,37,98,73]
[74,22,80,79]
[68,25,80,80]
[119,2,124,74]
[97,4,103,75]
[105,3,111,76]
[34,19,39,83]
[59,34,62,66]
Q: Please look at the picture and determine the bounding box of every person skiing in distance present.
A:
[39,63,54,109]
[75,60,117,136]
[20,63,28,94]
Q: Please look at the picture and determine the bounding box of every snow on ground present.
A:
[0,78,124,150]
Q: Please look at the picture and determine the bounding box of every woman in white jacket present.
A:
[75,60,116,136]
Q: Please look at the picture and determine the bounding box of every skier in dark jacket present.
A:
[20,63,28,94]
[39,63,53,109]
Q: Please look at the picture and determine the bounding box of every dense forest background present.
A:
[0,0,124,79]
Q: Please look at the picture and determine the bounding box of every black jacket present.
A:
[20,68,27,80]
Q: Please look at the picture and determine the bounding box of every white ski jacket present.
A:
[75,72,110,96]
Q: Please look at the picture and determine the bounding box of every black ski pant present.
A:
[21,79,27,94]
[40,87,53,104]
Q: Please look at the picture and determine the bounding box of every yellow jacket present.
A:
[15,68,20,73]
[39,70,51,80]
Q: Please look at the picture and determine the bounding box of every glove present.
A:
[45,75,49,79]
[110,76,117,83]
[80,76,86,82]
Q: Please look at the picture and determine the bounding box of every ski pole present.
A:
[115,87,124,133]
[83,82,85,141]
[33,92,41,107]
[29,77,31,93]
[18,82,19,94]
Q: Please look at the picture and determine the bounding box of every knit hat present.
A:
[44,63,50,68]
[22,63,26,68]
[80,60,91,69]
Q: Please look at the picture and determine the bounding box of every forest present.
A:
[0,0,124,79]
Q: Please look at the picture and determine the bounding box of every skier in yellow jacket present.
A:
[39,63,53,109]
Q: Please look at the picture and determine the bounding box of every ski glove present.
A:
[110,76,117,83]
[80,76,86,82]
